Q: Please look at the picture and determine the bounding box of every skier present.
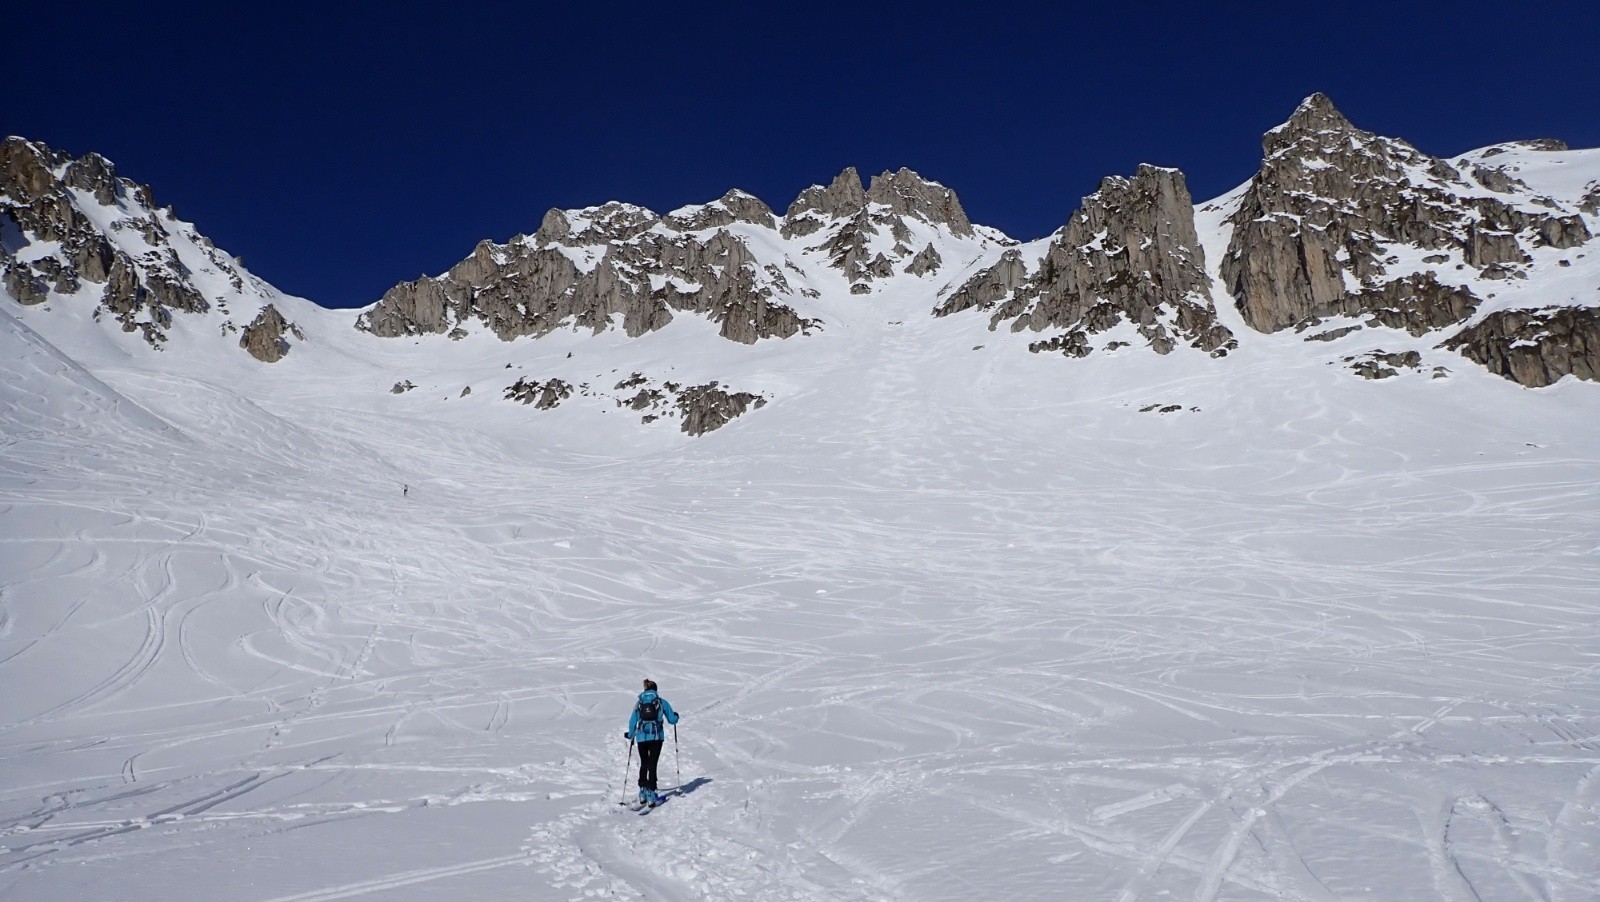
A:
[624,678,679,807]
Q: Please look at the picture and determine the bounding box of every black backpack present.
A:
[637,698,661,726]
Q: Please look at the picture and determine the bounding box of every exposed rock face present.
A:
[783,168,867,239]
[676,382,767,436]
[937,165,1234,357]
[1346,350,1423,380]
[496,371,766,435]
[1,136,284,356]
[358,163,988,344]
[505,377,573,409]
[357,200,820,346]
[239,303,303,362]
[1283,273,1483,338]
[1578,182,1600,216]
[777,166,985,292]
[1220,94,1591,335]
[905,243,942,276]
[865,168,974,237]
[1444,307,1600,387]
[667,190,776,231]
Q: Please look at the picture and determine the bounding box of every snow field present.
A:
[4,280,1600,900]
[4,135,1600,899]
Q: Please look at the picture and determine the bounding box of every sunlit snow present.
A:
[3,155,1599,900]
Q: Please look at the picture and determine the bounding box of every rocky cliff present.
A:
[1444,307,1600,387]
[0,137,301,359]
[936,165,1235,357]
[1217,94,1595,384]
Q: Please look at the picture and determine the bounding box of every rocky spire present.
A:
[782,168,866,238]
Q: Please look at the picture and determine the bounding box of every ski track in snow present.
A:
[3,287,1600,899]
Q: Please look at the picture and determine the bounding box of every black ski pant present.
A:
[636,739,663,790]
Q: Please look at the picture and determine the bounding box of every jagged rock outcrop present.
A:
[357,162,991,342]
[676,382,767,436]
[1443,307,1600,387]
[937,165,1235,357]
[505,377,573,409]
[1345,350,1423,380]
[783,168,867,239]
[1,137,285,355]
[780,166,982,291]
[496,371,766,435]
[666,190,776,231]
[358,199,820,345]
[239,304,303,363]
[905,243,942,276]
[1284,273,1482,338]
[1220,94,1591,336]
[865,168,974,237]
[1579,182,1600,216]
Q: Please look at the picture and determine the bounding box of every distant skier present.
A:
[624,679,679,807]
[402,484,409,497]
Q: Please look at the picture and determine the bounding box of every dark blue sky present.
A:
[10,2,1599,308]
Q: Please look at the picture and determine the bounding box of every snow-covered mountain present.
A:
[6,94,1599,443]
[3,98,1600,900]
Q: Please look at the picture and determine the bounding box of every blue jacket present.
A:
[626,690,678,742]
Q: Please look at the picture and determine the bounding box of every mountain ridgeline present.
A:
[4,94,1599,434]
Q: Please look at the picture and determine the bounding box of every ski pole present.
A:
[673,723,680,784]
[620,738,634,804]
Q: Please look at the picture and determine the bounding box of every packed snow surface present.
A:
[3,172,1600,897]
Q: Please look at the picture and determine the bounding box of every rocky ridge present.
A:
[356,201,821,345]
[0,137,298,359]
[357,165,993,342]
[6,93,1600,431]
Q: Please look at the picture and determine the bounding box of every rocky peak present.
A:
[937,164,1234,357]
[533,207,571,243]
[535,202,660,246]
[1221,94,1592,337]
[865,167,974,237]
[664,189,776,232]
[782,167,866,238]
[1263,93,1363,157]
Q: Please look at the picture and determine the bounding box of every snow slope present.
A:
[3,150,1600,899]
